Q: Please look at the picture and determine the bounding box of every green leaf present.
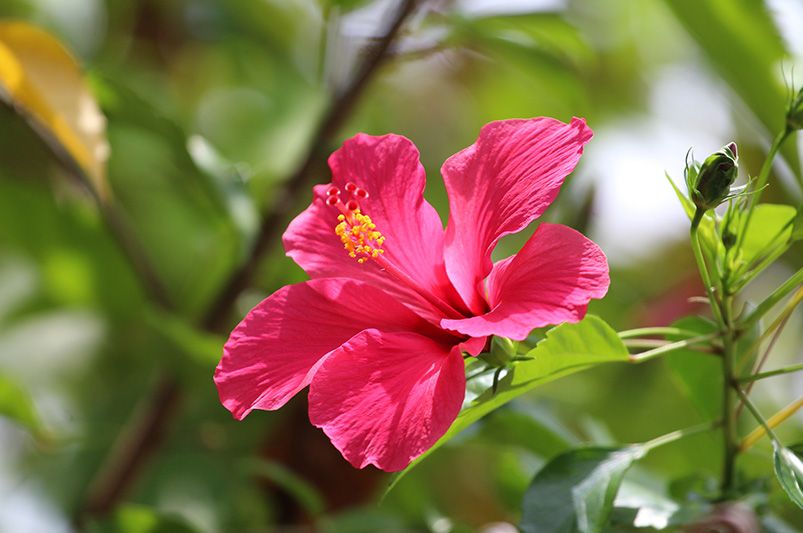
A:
[773,442,803,509]
[325,0,372,10]
[87,504,200,533]
[614,478,681,530]
[666,172,695,220]
[792,206,803,242]
[665,173,717,251]
[663,0,800,180]
[520,446,645,533]
[243,459,325,516]
[664,316,721,420]
[143,308,224,367]
[386,315,628,495]
[0,374,43,436]
[478,405,577,458]
[740,203,797,264]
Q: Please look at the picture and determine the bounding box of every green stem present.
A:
[739,363,803,383]
[733,240,790,291]
[740,268,803,331]
[740,396,803,452]
[624,339,673,349]
[735,311,792,420]
[737,129,791,251]
[642,421,720,452]
[733,386,780,445]
[618,327,700,339]
[719,295,737,494]
[628,332,719,363]
[738,289,801,375]
[690,215,725,325]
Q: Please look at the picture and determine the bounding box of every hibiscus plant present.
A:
[216,102,803,529]
[3,4,803,531]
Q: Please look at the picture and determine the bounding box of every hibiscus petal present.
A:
[442,117,593,313]
[284,133,465,320]
[215,278,434,420]
[308,330,465,472]
[441,223,609,340]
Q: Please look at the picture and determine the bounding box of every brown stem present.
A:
[75,375,181,525]
[0,98,173,311]
[70,0,420,525]
[202,0,418,333]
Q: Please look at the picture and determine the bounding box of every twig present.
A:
[739,395,803,452]
[618,326,700,340]
[734,311,791,418]
[0,98,173,310]
[202,0,419,333]
[627,332,719,363]
[77,375,181,520]
[71,0,421,524]
[738,362,803,383]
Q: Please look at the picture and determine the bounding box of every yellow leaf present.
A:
[0,21,109,198]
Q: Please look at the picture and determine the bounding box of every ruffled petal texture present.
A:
[284,133,465,320]
[215,278,433,420]
[442,117,593,313]
[441,223,609,340]
[308,330,465,472]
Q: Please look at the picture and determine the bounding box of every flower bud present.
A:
[690,142,738,212]
[480,336,518,367]
[787,87,803,131]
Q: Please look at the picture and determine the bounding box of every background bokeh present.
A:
[1,0,802,531]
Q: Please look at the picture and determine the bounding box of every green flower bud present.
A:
[480,336,518,367]
[787,87,803,131]
[689,142,739,212]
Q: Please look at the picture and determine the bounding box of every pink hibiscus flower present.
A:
[215,117,609,472]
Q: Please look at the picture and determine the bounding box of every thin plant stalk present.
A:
[737,289,802,376]
[737,393,802,452]
[618,327,700,339]
[735,312,791,418]
[739,363,803,383]
[740,269,803,332]
[736,129,791,251]
[642,421,721,452]
[627,332,719,363]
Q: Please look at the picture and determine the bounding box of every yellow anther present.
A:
[333,209,385,264]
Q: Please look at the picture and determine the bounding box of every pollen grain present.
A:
[334,210,385,264]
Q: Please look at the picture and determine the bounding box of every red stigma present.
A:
[325,196,340,206]
[345,182,358,193]
[355,188,369,199]
[345,199,359,212]
[326,186,341,197]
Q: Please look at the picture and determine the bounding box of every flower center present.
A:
[327,184,386,264]
[325,183,387,263]
[322,182,465,320]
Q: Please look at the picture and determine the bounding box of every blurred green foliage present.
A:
[1,0,802,531]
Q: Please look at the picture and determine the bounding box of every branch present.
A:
[202,0,419,332]
[76,375,181,521]
[72,0,420,524]
[0,98,173,310]
[627,332,719,363]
